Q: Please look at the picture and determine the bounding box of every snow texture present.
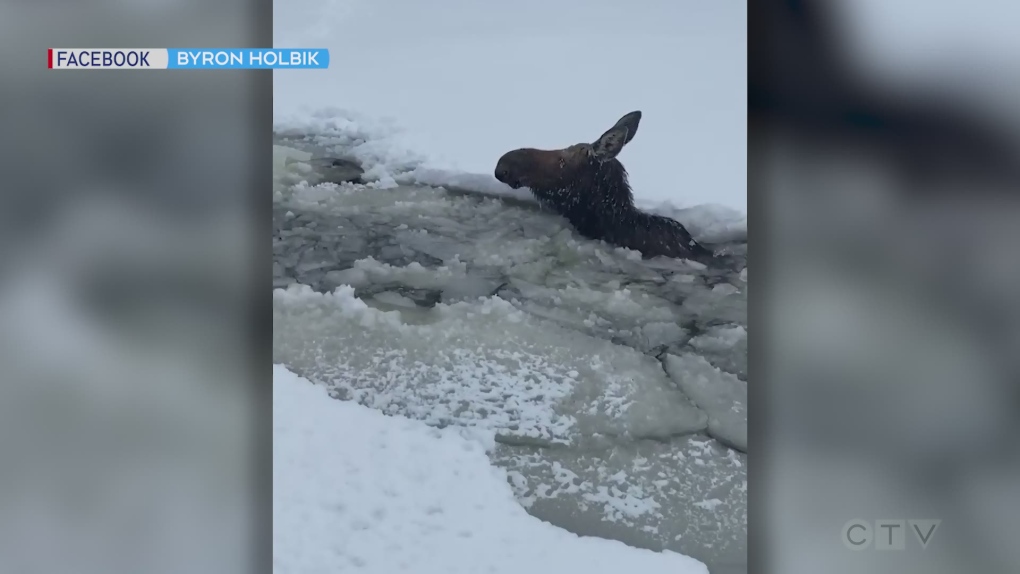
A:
[274,0,746,214]
[274,364,709,574]
[275,284,707,444]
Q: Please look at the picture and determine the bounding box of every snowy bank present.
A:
[274,0,746,213]
[273,364,709,574]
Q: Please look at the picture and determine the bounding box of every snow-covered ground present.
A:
[273,1,746,572]
[274,364,709,574]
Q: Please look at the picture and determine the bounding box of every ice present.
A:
[395,229,472,262]
[371,290,419,309]
[272,156,748,570]
[688,325,748,380]
[275,285,708,443]
[273,0,746,569]
[498,437,746,561]
[440,274,503,303]
[271,168,747,356]
[274,364,709,574]
[693,499,724,512]
[273,144,311,172]
[323,257,466,291]
[639,322,688,352]
[676,278,748,327]
[272,132,748,245]
[663,354,748,452]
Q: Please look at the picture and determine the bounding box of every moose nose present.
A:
[495,155,524,188]
[495,166,521,188]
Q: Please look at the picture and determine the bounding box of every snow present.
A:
[273,364,709,574]
[272,1,747,570]
[274,284,708,444]
[273,0,746,214]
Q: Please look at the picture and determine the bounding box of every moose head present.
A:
[494,111,641,194]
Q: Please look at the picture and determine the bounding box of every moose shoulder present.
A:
[494,111,714,262]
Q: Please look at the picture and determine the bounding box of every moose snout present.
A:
[495,165,512,183]
[494,155,522,188]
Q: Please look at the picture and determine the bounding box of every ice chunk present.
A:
[688,324,747,380]
[502,277,685,349]
[663,354,747,452]
[496,435,746,569]
[395,229,473,262]
[640,321,688,351]
[324,267,369,288]
[272,144,311,174]
[372,291,419,309]
[274,285,707,443]
[678,281,747,326]
[324,257,465,291]
[441,274,502,303]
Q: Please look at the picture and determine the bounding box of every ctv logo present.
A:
[842,519,940,551]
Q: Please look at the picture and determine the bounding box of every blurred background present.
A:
[1,0,1017,573]
[0,2,269,574]
[752,0,1020,573]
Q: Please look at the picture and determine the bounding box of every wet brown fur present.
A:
[494,111,714,261]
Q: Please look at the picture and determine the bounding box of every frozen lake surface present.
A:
[273,0,746,569]
[273,137,748,572]
[275,364,713,574]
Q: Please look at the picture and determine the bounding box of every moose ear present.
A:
[592,127,629,159]
[592,111,642,159]
[610,111,641,144]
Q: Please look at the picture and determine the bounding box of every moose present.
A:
[494,111,715,262]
